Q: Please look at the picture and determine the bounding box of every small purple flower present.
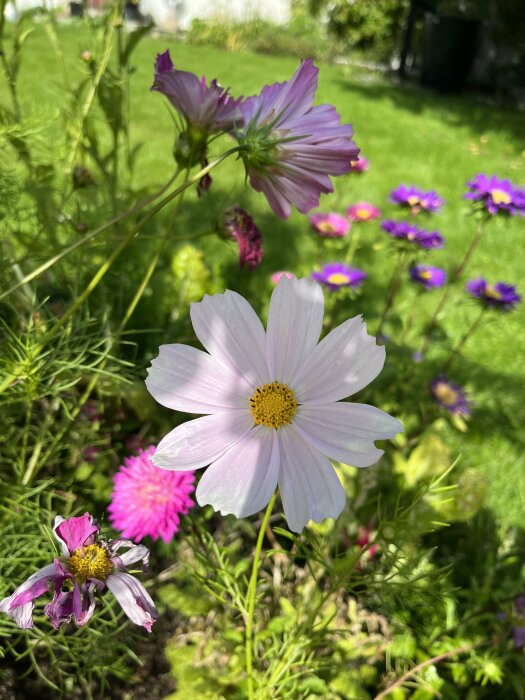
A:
[237,59,359,219]
[390,185,444,214]
[466,278,521,311]
[465,173,525,216]
[410,265,446,290]
[223,206,263,270]
[381,220,444,249]
[0,513,158,632]
[309,212,350,238]
[347,202,381,222]
[430,376,470,416]
[349,156,369,173]
[312,263,367,291]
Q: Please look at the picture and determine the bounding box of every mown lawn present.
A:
[6,20,525,525]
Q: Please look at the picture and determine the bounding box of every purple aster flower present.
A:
[347,202,381,222]
[466,278,521,311]
[349,156,369,173]
[381,220,444,249]
[236,59,359,219]
[430,376,470,416]
[465,173,525,216]
[0,513,158,632]
[390,185,444,214]
[410,265,446,289]
[221,206,263,270]
[108,446,195,544]
[309,212,350,238]
[312,263,367,291]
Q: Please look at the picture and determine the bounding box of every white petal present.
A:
[292,316,385,403]
[277,426,346,533]
[266,275,324,384]
[110,542,150,568]
[106,572,158,632]
[294,402,403,468]
[153,411,253,470]
[190,291,270,387]
[146,344,252,414]
[196,427,279,518]
[0,564,58,629]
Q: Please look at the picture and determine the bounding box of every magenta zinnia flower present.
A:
[0,513,158,631]
[390,185,444,214]
[109,446,195,543]
[309,212,350,238]
[465,173,525,216]
[466,278,521,311]
[223,206,263,270]
[312,263,367,291]
[410,265,446,289]
[347,202,381,222]
[236,59,359,219]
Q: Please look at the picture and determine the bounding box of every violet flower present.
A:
[312,263,367,291]
[236,59,359,219]
[430,376,470,416]
[466,278,521,311]
[223,206,263,270]
[381,220,444,249]
[0,513,158,632]
[465,174,525,216]
[410,265,446,289]
[390,185,444,214]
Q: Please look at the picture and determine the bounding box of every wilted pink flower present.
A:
[108,446,195,543]
[0,514,157,632]
[309,212,350,238]
[347,202,381,222]
[223,206,263,270]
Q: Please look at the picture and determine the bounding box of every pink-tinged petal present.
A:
[277,426,345,533]
[190,291,270,387]
[293,403,403,468]
[106,572,158,632]
[72,582,96,627]
[0,564,59,629]
[145,343,252,414]
[249,171,293,219]
[266,276,324,385]
[45,586,75,629]
[153,411,254,471]
[53,513,98,555]
[196,427,279,518]
[110,542,150,569]
[292,316,385,403]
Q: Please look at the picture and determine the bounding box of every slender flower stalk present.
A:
[443,307,486,371]
[377,251,408,336]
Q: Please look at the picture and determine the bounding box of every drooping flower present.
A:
[466,278,521,311]
[430,376,470,416]
[236,59,359,219]
[222,206,263,270]
[0,514,157,631]
[108,446,195,544]
[347,202,381,222]
[410,265,446,290]
[310,212,350,238]
[271,271,294,285]
[145,276,403,532]
[349,156,369,173]
[390,185,444,214]
[465,173,525,216]
[381,220,444,249]
[312,263,367,291]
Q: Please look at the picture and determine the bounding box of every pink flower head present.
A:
[271,271,295,285]
[237,59,359,219]
[349,156,369,173]
[0,513,158,632]
[347,202,381,222]
[223,206,263,270]
[309,212,350,238]
[108,446,195,543]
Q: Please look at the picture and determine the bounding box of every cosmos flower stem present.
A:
[443,307,486,372]
[454,218,486,280]
[377,251,407,336]
[245,492,277,699]
[344,229,361,266]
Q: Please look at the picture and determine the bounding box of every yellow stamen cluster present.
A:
[326,272,350,286]
[434,382,458,407]
[68,544,113,581]
[250,381,297,429]
[419,270,432,280]
[490,188,511,205]
[356,208,371,220]
[317,221,336,234]
[484,285,502,300]
[407,195,420,207]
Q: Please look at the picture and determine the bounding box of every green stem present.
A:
[443,307,486,372]
[377,250,407,336]
[245,493,277,699]
[454,218,486,280]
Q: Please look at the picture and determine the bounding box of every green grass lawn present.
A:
[5,20,525,526]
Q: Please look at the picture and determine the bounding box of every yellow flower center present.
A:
[68,544,113,581]
[484,284,502,300]
[356,208,371,220]
[434,382,458,406]
[419,270,432,280]
[407,195,420,206]
[327,272,350,285]
[490,188,511,205]
[317,221,336,234]
[250,381,297,429]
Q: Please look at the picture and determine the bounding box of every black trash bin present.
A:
[421,13,481,91]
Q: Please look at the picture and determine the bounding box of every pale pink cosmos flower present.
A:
[0,513,158,632]
[145,276,403,532]
[108,446,195,543]
[347,202,381,222]
[310,212,350,238]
